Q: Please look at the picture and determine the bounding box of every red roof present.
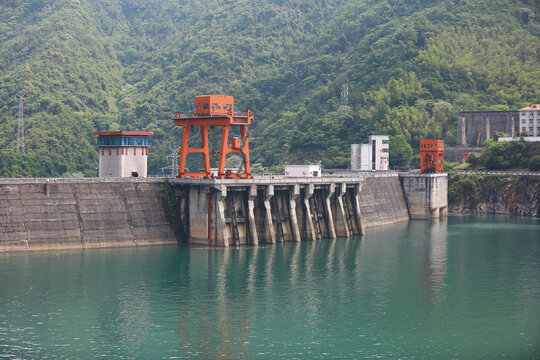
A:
[520,104,540,110]
[93,131,154,136]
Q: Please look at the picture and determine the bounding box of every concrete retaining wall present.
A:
[0,179,177,251]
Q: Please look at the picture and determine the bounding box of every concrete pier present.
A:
[400,173,448,219]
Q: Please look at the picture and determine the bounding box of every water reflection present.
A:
[1,217,539,359]
[428,217,448,304]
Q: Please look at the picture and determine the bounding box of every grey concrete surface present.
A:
[0,179,177,251]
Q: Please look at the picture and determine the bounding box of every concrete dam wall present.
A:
[0,173,448,251]
[358,175,410,228]
[0,179,177,251]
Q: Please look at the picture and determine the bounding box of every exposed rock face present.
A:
[448,174,540,217]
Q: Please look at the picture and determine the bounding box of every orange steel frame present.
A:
[420,139,444,173]
[173,95,253,179]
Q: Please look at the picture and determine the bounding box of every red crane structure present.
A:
[173,95,253,179]
[420,139,444,173]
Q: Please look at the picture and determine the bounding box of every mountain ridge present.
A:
[0,0,538,176]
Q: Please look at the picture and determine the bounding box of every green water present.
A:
[1,216,539,359]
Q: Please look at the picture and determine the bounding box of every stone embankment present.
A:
[0,178,177,251]
[448,173,540,217]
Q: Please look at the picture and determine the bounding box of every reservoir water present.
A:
[1,216,539,359]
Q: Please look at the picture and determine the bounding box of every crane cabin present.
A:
[194,95,234,116]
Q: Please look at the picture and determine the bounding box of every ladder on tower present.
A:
[342,192,354,234]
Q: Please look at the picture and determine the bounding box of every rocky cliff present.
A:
[448,174,540,217]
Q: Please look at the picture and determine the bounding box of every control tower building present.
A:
[93,131,153,178]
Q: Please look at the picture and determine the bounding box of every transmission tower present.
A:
[341,82,349,107]
[160,147,179,177]
[340,82,350,113]
[17,95,25,155]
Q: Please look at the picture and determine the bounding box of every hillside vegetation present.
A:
[0,0,539,176]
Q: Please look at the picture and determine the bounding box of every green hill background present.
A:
[1,0,539,177]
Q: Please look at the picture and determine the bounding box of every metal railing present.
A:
[174,111,251,119]
[449,170,540,176]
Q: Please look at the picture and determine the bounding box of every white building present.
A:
[284,164,322,177]
[94,131,153,178]
[351,135,389,171]
[519,104,540,137]
[350,144,371,171]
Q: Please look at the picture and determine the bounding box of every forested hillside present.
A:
[0,0,539,176]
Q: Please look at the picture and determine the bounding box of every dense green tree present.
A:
[528,155,540,171]
[389,135,413,169]
[469,139,539,170]
[0,0,539,176]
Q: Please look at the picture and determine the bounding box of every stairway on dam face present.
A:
[0,173,447,251]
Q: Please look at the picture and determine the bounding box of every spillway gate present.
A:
[168,175,367,247]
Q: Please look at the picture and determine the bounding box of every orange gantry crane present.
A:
[173,95,253,179]
[420,139,444,173]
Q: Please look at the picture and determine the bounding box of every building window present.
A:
[382,139,389,144]
[522,112,526,116]
[529,127,533,134]
[382,148,389,152]
[522,127,526,132]
[522,119,526,124]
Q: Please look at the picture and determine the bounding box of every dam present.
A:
[0,172,447,251]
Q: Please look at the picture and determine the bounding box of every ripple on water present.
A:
[0,216,539,358]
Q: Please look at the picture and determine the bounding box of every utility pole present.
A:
[17,95,25,155]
